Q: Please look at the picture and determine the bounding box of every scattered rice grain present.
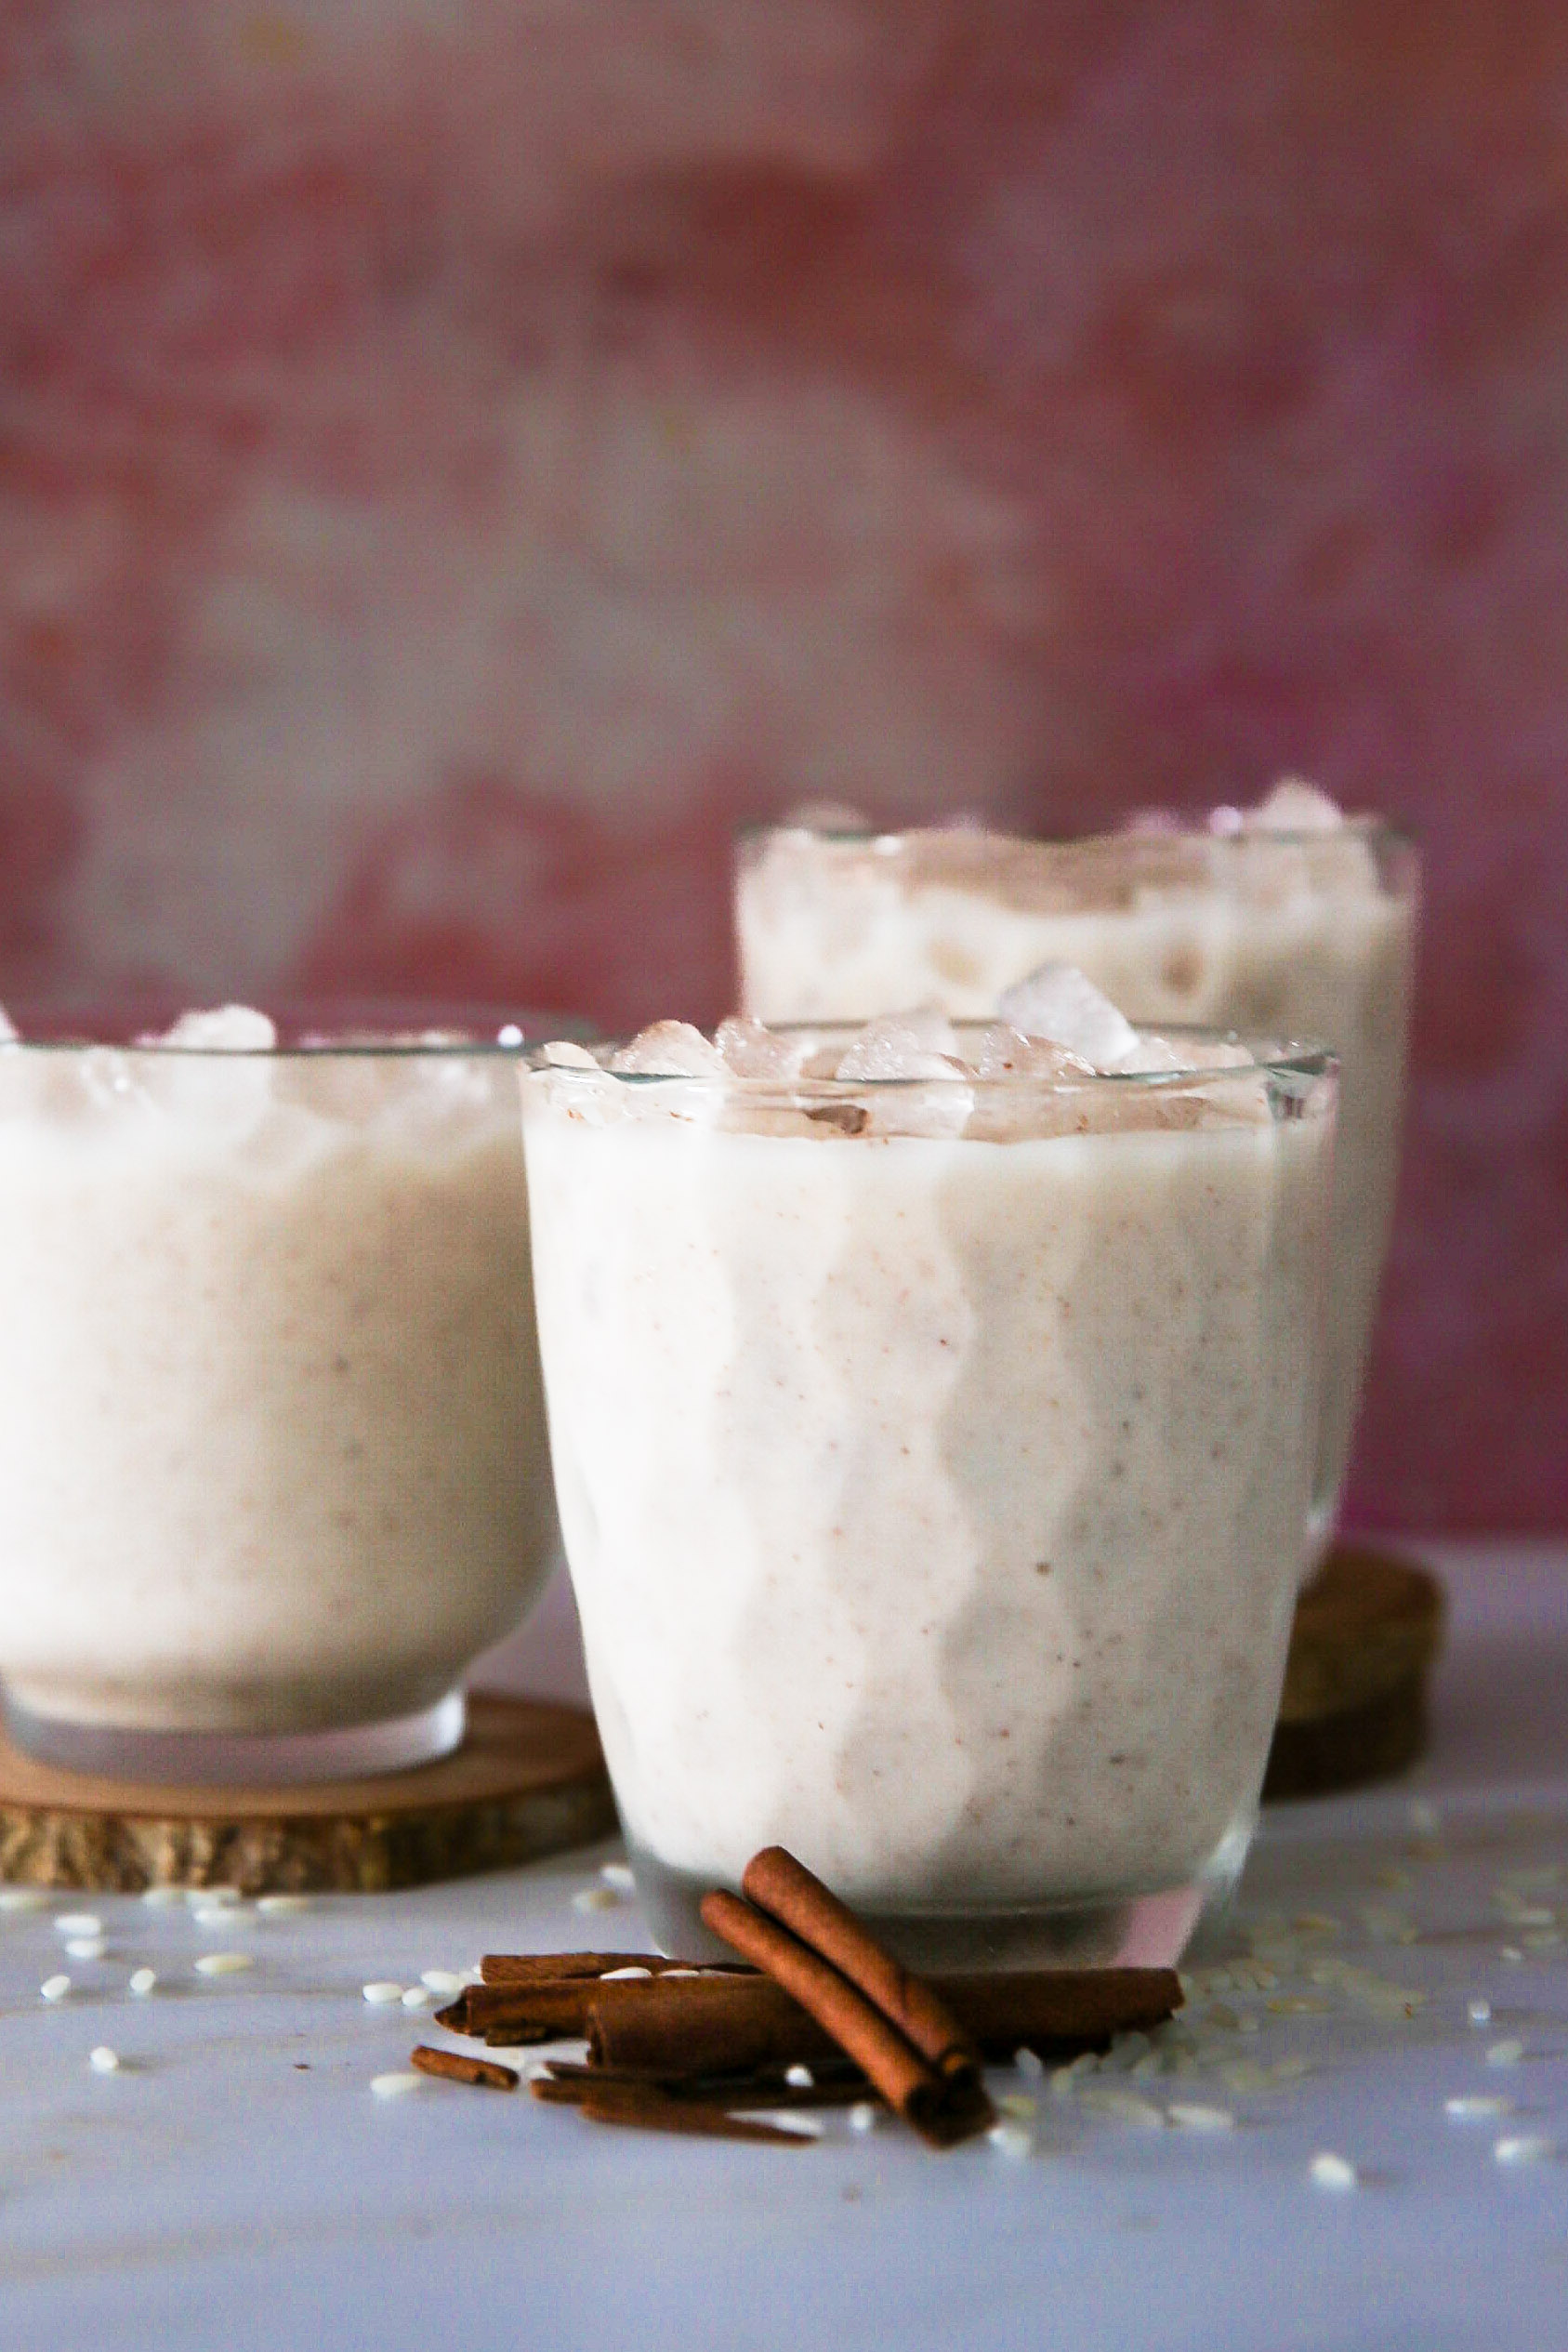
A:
[128,1969,157,1997]
[987,2121,1034,2160]
[0,1889,48,1912]
[54,1914,100,1937]
[1168,2104,1234,2132]
[784,2064,814,2089]
[599,1864,637,1893]
[257,1895,312,1915]
[194,1953,253,1977]
[1446,2095,1513,2120]
[420,1970,465,1995]
[370,2072,422,2099]
[600,1966,652,1981]
[1309,2152,1358,2191]
[362,1981,404,2004]
[1496,2135,1556,2166]
[64,1937,105,1962]
[40,1975,70,2002]
[1081,2088,1164,2127]
[1486,2039,1524,2067]
[572,1887,619,1913]
[88,2045,120,2074]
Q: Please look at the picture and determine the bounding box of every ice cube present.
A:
[713,1017,806,1080]
[133,1004,280,1144]
[894,1006,961,1058]
[863,1080,973,1140]
[1122,1033,1255,1075]
[609,1022,729,1077]
[834,1014,965,1084]
[997,965,1143,1072]
[155,1005,279,1052]
[1246,778,1344,833]
[971,1024,1095,1082]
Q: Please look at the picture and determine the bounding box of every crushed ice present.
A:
[534,975,1277,1141]
[997,964,1145,1071]
[154,1006,280,1053]
[1245,779,1346,834]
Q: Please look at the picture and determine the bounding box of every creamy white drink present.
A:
[0,1007,560,1780]
[736,786,1416,1540]
[523,998,1337,1963]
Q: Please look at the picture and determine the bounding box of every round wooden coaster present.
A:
[1263,1543,1446,1803]
[0,1693,616,1894]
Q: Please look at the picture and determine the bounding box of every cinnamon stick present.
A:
[480,1953,742,1986]
[443,1965,1180,2072]
[540,2059,872,2109]
[409,2044,519,2092]
[700,1887,994,2148]
[742,1846,982,2086]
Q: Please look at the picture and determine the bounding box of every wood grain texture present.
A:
[1264,1545,1444,1802]
[0,1694,614,1892]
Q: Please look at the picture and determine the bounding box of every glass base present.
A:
[2,1687,467,1787]
[626,1827,1249,1972]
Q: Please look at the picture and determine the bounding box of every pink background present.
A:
[3,3,1566,1530]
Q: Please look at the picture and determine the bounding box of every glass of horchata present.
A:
[523,991,1338,1967]
[0,1000,580,1783]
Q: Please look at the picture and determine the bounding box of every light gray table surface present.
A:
[1,1539,1562,2352]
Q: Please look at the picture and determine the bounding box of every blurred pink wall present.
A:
[3,2,1565,1529]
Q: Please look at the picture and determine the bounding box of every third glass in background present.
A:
[735,799,1417,1554]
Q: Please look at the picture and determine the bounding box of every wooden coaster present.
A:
[1263,1543,1446,1803]
[0,1693,616,1894]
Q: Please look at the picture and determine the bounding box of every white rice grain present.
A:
[1495,2135,1556,2166]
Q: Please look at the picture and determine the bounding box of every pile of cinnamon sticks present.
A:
[414,1845,1182,2149]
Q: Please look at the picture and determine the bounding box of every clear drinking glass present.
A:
[736,820,1416,1553]
[522,1024,1338,1967]
[0,1001,584,1784]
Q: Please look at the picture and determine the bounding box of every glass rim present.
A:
[0,998,597,1062]
[534,1022,1338,1093]
[736,813,1416,854]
